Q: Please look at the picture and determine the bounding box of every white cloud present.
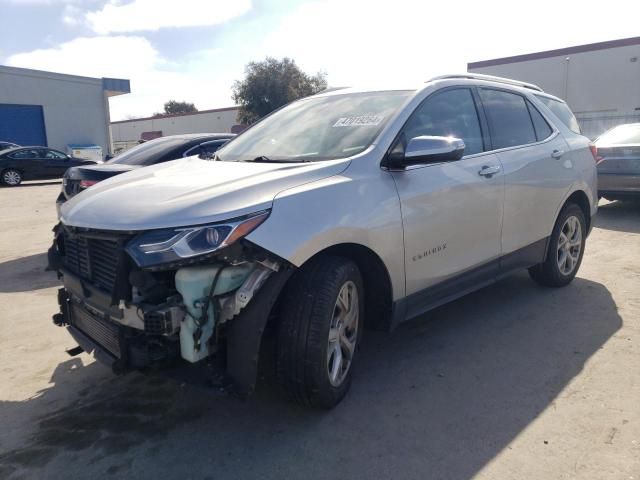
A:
[4,36,239,120]
[85,0,251,34]
[261,0,640,90]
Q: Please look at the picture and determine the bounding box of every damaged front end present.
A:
[48,212,293,396]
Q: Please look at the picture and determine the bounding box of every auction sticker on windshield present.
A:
[333,114,384,127]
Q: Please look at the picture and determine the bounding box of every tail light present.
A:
[589,144,603,164]
[79,179,98,189]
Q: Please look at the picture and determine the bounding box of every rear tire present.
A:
[277,255,363,409]
[1,169,22,186]
[528,203,586,287]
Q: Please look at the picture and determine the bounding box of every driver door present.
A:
[390,88,504,317]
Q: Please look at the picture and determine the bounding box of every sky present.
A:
[1,0,638,121]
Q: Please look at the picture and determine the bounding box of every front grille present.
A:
[70,303,121,358]
[63,233,121,293]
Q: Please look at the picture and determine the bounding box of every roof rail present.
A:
[428,73,544,92]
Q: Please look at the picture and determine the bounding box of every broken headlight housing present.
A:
[126,210,270,268]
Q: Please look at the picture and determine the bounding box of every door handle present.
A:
[478,165,501,178]
[551,149,565,159]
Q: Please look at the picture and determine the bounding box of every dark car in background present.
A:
[0,147,99,186]
[595,123,640,201]
[0,141,20,152]
[58,133,235,205]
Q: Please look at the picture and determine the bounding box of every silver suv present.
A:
[50,74,598,408]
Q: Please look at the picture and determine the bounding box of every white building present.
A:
[468,36,640,138]
[0,65,129,155]
[110,107,242,152]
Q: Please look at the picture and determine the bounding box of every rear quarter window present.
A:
[535,95,581,134]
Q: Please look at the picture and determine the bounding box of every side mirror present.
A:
[388,136,465,169]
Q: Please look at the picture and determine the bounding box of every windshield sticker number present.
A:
[333,114,384,127]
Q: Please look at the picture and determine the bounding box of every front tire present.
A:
[1,169,22,186]
[529,203,586,287]
[277,256,363,409]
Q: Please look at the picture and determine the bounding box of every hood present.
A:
[59,157,350,230]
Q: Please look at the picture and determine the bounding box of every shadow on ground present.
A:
[595,199,640,234]
[0,271,621,479]
[0,253,59,293]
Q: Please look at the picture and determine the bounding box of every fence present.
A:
[576,113,640,140]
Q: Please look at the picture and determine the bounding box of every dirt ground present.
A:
[0,181,638,480]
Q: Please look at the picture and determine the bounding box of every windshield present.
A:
[108,137,188,165]
[596,124,640,145]
[217,91,412,162]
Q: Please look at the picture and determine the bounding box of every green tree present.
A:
[155,100,197,117]
[232,57,327,124]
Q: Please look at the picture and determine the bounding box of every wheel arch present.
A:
[1,167,25,185]
[564,189,592,233]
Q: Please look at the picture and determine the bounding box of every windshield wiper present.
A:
[250,156,311,163]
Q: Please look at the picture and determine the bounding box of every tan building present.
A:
[110,106,243,152]
[468,37,640,138]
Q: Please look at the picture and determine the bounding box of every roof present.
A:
[111,106,240,124]
[0,65,130,96]
[468,36,640,69]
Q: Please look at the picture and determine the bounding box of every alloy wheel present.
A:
[557,215,582,275]
[327,280,359,387]
[2,170,21,186]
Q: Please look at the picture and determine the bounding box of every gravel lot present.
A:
[0,181,638,480]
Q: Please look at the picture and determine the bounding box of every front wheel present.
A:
[1,169,22,186]
[529,203,586,287]
[277,256,363,409]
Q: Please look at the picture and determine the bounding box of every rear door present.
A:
[478,88,573,259]
[390,87,504,316]
[39,149,72,177]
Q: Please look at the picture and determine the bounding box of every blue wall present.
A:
[0,103,47,146]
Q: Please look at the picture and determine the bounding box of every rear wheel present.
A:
[1,169,22,186]
[529,203,586,287]
[277,256,363,409]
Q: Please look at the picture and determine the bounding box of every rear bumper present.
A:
[598,173,640,195]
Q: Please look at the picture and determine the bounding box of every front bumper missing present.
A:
[54,267,294,396]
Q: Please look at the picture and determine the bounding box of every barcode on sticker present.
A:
[333,115,384,127]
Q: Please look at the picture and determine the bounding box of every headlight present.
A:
[126,210,269,268]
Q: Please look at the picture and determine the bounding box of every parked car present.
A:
[0,147,99,186]
[594,123,640,201]
[57,133,235,207]
[0,141,20,152]
[49,74,597,408]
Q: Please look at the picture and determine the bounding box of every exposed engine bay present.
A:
[48,222,292,396]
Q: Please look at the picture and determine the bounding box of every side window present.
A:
[526,100,553,141]
[479,89,536,149]
[42,149,66,159]
[8,149,38,159]
[400,88,484,156]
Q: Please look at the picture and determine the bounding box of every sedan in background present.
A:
[0,147,99,186]
[58,133,235,206]
[596,123,640,201]
[0,141,20,152]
